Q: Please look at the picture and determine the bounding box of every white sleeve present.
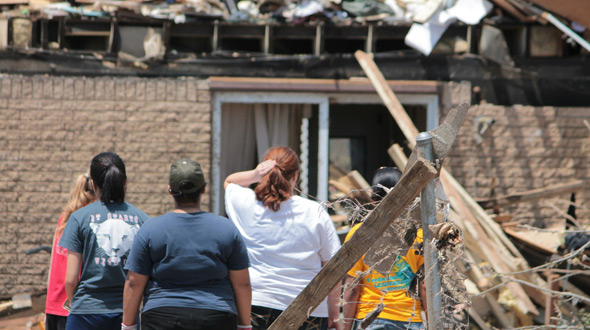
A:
[224,183,252,221]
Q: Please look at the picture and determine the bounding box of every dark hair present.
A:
[90,152,127,204]
[172,181,205,205]
[254,146,300,212]
[371,167,402,202]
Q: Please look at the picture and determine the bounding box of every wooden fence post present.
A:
[267,158,437,330]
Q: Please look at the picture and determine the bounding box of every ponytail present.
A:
[254,146,299,212]
[90,152,127,204]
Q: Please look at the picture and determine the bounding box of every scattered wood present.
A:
[488,0,533,22]
[267,159,437,330]
[357,49,550,323]
[502,226,558,255]
[463,279,492,330]
[329,170,372,204]
[0,300,13,314]
[475,180,585,209]
[441,170,539,318]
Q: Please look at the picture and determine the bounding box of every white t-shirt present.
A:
[225,183,341,317]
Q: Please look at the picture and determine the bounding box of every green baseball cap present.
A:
[169,158,206,194]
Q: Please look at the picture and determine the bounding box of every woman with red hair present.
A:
[224,146,341,330]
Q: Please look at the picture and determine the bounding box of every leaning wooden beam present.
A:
[439,170,539,316]
[441,169,551,309]
[476,180,584,209]
[267,159,437,330]
[355,50,419,148]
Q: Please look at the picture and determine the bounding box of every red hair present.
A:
[255,146,300,212]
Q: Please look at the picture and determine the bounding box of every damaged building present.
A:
[0,0,589,327]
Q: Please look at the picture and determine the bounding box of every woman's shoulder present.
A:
[225,183,257,204]
[123,202,149,217]
[227,183,255,194]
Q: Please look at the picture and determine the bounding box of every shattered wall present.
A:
[0,75,212,296]
[445,104,590,227]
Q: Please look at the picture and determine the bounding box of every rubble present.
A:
[0,0,587,58]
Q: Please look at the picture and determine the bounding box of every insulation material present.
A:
[405,0,492,55]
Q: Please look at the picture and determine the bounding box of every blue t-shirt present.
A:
[124,211,250,315]
[59,201,149,314]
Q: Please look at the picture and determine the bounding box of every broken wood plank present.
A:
[502,226,558,255]
[329,170,373,204]
[0,300,13,313]
[267,159,437,330]
[345,170,372,202]
[476,180,585,209]
[355,50,419,148]
[460,250,514,329]
[488,0,532,22]
[463,279,492,330]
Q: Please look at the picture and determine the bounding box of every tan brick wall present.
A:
[0,75,212,296]
[445,104,590,227]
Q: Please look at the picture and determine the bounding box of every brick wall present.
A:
[0,75,212,296]
[445,104,590,227]
[2,75,588,298]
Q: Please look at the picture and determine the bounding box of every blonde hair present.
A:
[58,174,95,233]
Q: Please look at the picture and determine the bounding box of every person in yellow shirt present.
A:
[342,167,425,330]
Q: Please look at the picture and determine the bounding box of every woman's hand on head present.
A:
[254,160,276,180]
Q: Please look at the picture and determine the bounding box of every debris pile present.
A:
[1,0,588,57]
[325,51,590,328]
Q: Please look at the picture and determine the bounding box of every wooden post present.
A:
[267,159,437,330]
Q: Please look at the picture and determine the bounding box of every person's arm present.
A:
[419,279,427,321]
[342,275,360,330]
[64,251,82,308]
[224,160,276,189]
[229,268,252,327]
[122,271,149,327]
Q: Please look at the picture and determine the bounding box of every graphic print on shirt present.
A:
[89,214,140,267]
[366,257,416,292]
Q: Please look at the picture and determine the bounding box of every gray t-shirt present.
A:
[124,211,250,315]
[59,201,149,314]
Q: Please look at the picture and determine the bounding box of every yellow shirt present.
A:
[345,224,424,323]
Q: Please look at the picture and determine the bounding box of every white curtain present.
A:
[219,103,308,215]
